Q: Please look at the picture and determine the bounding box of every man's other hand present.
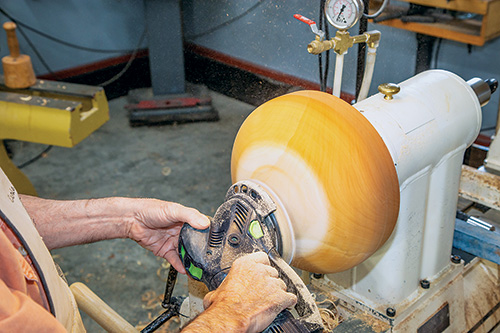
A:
[128,200,210,273]
[184,252,297,332]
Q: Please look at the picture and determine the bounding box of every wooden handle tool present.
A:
[2,21,36,89]
[70,282,138,333]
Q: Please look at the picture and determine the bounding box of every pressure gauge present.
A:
[325,0,364,30]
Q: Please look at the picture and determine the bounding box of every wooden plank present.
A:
[459,165,500,210]
[371,0,500,45]
[484,1,500,39]
[393,0,491,14]
[377,19,485,46]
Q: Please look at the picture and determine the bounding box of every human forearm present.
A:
[19,195,135,249]
[18,194,209,272]
[182,305,250,332]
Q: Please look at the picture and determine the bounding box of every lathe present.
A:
[61,69,500,332]
[168,70,499,332]
[60,2,500,331]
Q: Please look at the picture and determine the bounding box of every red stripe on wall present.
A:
[184,42,356,103]
[36,45,494,147]
[37,49,149,80]
[36,43,356,102]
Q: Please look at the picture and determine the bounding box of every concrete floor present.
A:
[12,87,255,331]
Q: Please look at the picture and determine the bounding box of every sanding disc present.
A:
[231,90,400,274]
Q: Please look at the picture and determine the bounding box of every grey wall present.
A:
[1,0,499,128]
[0,1,145,76]
[183,0,500,129]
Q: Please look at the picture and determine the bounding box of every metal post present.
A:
[144,0,185,95]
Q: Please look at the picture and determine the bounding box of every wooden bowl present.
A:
[231,90,400,273]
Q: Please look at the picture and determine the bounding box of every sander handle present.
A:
[3,22,20,58]
[265,250,324,332]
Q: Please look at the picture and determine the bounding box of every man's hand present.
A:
[183,252,298,333]
[127,200,210,273]
[20,196,209,274]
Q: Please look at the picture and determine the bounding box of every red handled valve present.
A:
[293,14,325,41]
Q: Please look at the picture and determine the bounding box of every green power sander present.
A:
[179,180,324,332]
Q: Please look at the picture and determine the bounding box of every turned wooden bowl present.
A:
[231,90,400,273]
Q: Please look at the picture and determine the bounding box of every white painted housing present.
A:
[327,70,482,309]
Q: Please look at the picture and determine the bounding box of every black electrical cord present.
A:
[433,37,442,68]
[318,0,330,92]
[323,19,330,91]
[319,1,325,92]
[98,28,147,87]
[17,145,53,169]
[15,24,59,78]
[0,7,138,54]
[184,0,265,40]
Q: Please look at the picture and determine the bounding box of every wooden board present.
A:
[484,0,500,40]
[391,0,491,14]
[377,18,484,46]
[371,0,500,46]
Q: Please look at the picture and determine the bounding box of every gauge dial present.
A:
[325,0,364,30]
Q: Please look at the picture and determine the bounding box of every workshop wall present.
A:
[0,0,499,128]
[183,0,500,130]
[0,1,146,78]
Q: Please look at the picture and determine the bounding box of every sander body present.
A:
[179,180,324,332]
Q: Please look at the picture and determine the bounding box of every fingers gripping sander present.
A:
[179,181,324,332]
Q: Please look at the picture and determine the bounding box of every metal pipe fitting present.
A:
[467,77,498,107]
[307,39,334,55]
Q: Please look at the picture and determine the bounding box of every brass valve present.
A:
[307,30,381,56]
[308,37,334,54]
